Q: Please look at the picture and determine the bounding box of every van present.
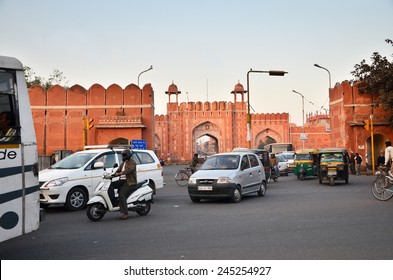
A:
[39,147,164,210]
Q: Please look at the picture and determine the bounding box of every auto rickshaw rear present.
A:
[318,148,350,186]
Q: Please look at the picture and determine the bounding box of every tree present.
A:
[351,39,393,124]
[23,66,44,88]
[23,67,69,90]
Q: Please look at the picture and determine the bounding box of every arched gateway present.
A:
[154,82,290,163]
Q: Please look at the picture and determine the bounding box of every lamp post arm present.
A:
[137,65,153,87]
[314,63,331,88]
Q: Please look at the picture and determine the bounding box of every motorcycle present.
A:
[86,163,153,221]
[268,165,279,183]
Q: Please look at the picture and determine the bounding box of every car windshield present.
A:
[50,152,98,169]
[276,155,286,162]
[295,154,311,160]
[282,153,294,160]
[321,153,344,163]
[200,155,239,170]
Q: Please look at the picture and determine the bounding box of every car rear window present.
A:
[135,152,155,164]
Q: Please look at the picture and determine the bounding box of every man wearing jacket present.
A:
[114,149,137,220]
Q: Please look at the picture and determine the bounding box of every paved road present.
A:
[1,165,392,260]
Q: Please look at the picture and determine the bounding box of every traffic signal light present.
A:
[86,118,94,130]
[363,119,370,131]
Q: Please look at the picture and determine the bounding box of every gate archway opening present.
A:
[195,134,218,156]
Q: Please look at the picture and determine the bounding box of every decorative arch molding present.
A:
[109,137,129,145]
[254,128,281,149]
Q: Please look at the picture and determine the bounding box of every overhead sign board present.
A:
[131,139,147,150]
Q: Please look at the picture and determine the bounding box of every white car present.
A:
[279,152,295,172]
[39,147,164,210]
[276,154,289,176]
[188,152,267,203]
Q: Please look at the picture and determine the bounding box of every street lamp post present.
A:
[246,69,288,149]
[314,64,331,89]
[137,65,153,87]
[292,90,305,149]
[314,64,331,113]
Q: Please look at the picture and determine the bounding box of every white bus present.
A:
[0,56,40,242]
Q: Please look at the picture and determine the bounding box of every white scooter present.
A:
[86,163,153,221]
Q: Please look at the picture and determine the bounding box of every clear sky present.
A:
[1,0,392,125]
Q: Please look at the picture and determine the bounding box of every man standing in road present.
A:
[355,152,362,175]
[114,149,137,220]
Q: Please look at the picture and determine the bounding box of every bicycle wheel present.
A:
[371,175,393,201]
[175,171,190,186]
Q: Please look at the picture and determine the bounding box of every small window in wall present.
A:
[0,70,20,144]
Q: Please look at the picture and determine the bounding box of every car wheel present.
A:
[40,203,50,209]
[257,181,266,197]
[231,186,242,203]
[65,187,87,211]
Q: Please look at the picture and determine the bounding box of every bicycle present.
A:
[371,166,393,201]
[175,167,193,186]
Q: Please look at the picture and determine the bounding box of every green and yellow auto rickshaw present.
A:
[293,149,319,180]
[318,148,350,186]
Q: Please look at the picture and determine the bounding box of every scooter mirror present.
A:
[113,163,118,168]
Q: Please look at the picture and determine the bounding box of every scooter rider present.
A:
[113,149,137,220]
[269,153,279,177]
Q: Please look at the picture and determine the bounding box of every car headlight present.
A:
[217,177,231,184]
[189,177,196,184]
[46,177,68,187]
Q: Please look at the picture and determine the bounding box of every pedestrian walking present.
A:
[355,152,362,175]
[349,151,355,174]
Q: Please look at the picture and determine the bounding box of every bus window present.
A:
[0,70,20,144]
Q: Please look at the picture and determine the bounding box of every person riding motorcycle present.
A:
[113,149,137,220]
[269,153,279,177]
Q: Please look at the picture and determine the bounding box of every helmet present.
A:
[121,149,132,161]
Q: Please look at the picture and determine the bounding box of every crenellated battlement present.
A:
[29,83,155,155]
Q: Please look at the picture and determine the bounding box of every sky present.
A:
[1,0,392,125]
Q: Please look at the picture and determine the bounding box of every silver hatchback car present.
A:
[187,152,267,203]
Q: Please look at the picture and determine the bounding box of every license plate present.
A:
[198,186,213,191]
[328,170,337,176]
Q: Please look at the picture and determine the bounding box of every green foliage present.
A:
[351,39,393,123]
